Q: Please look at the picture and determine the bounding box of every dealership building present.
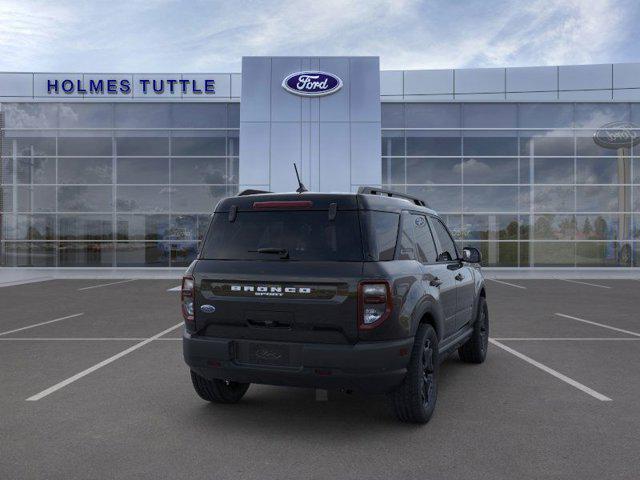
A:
[1,56,639,269]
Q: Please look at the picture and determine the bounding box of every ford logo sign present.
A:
[200,304,216,314]
[282,71,342,97]
[593,121,640,149]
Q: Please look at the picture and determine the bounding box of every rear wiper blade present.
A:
[249,247,289,259]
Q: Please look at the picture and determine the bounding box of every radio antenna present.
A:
[293,163,308,193]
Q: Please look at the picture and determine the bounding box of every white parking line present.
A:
[26,322,182,401]
[487,279,527,290]
[489,338,612,402]
[78,279,137,291]
[167,285,182,292]
[0,313,84,337]
[492,337,640,341]
[558,279,611,289]
[555,313,640,337]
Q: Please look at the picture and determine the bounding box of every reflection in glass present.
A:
[381,104,404,128]
[382,158,405,184]
[518,104,573,129]
[59,242,114,267]
[406,132,460,156]
[59,214,113,240]
[575,214,629,241]
[2,242,56,267]
[116,158,170,184]
[15,214,55,240]
[58,186,113,212]
[16,157,56,184]
[462,157,517,184]
[171,186,226,213]
[576,242,631,267]
[460,215,519,240]
[576,186,626,212]
[59,103,113,128]
[463,136,518,156]
[3,136,56,156]
[463,241,518,267]
[381,130,404,156]
[406,104,461,128]
[406,186,461,212]
[17,186,56,212]
[116,186,170,213]
[171,158,227,184]
[116,214,169,241]
[172,104,228,128]
[58,158,112,184]
[576,157,629,184]
[3,104,58,128]
[463,187,518,212]
[532,242,575,266]
[170,241,199,267]
[534,186,574,212]
[58,137,112,156]
[115,242,169,267]
[114,104,170,128]
[116,136,168,156]
[407,158,461,184]
[533,215,576,240]
[171,134,226,156]
[519,135,573,156]
[534,158,574,184]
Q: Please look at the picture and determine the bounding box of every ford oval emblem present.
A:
[593,121,640,149]
[282,71,343,97]
[200,304,216,314]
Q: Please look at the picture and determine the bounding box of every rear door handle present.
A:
[429,277,442,287]
[455,273,464,281]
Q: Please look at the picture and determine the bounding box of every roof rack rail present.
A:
[357,186,428,208]
[238,189,272,196]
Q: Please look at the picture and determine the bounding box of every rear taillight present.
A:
[358,281,392,330]
[181,275,194,323]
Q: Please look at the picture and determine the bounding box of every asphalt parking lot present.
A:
[1,278,639,479]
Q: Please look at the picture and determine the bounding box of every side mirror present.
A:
[462,247,481,264]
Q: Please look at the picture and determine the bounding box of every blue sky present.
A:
[0,0,638,72]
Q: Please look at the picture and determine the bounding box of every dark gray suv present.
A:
[181,187,488,423]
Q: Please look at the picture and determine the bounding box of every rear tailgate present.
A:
[193,260,363,344]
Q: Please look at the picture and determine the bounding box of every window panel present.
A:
[1,186,13,211]
[1,157,12,183]
[463,186,518,213]
[58,158,112,184]
[170,241,199,267]
[518,104,573,129]
[114,104,170,128]
[116,214,169,241]
[463,135,518,156]
[461,215,519,240]
[575,214,630,241]
[407,132,460,156]
[533,186,574,212]
[59,242,114,267]
[116,136,168,156]
[58,214,112,241]
[2,242,56,267]
[171,186,226,213]
[2,103,58,128]
[576,242,632,267]
[116,158,169,184]
[16,157,56,184]
[381,130,404,156]
[534,158,574,184]
[463,104,516,128]
[406,104,460,128]
[171,104,227,128]
[3,136,56,156]
[169,215,199,241]
[532,242,575,266]
[171,135,226,156]
[116,186,170,213]
[382,158,405,184]
[576,135,626,156]
[464,241,518,267]
[227,130,239,157]
[58,186,113,212]
[576,157,629,184]
[58,137,113,156]
[406,186,461,212]
[574,103,630,128]
[58,103,112,128]
[533,214,576,240]
[17,186,56,212]
[382,103,404,128]
[519,134,574,156]
[115,242,170,267]
[576,186,627,212]
[171,158,228,184]
[228,103,240,128]
[634,158,640,183]
[406,158,461,184]
[15,214,55,240]
[462,157,518,184]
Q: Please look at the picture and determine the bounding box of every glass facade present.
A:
[1,100,638,268]
[382,103,640,267]
[0,102,239,267]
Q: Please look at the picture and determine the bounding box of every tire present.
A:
[388,324,438,424]
[190,370,250,404]
[458,296,489,364]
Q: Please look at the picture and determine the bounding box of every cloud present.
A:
[0,0,636,72]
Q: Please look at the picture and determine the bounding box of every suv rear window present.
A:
[201,211,364,261]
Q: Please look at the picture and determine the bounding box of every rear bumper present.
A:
[183,333,414,394]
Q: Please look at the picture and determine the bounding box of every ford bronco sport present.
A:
[182,187,488,423]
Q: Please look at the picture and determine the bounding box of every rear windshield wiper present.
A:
[249,247,290,259]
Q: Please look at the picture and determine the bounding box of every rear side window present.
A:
[398,214,416,260]
[413,215,438,263]
[361,211,399,261]
[429,217,458,262]
[201,211,363,261]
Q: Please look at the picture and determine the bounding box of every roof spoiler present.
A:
[238,189,272,196]
[357,186,428,208]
